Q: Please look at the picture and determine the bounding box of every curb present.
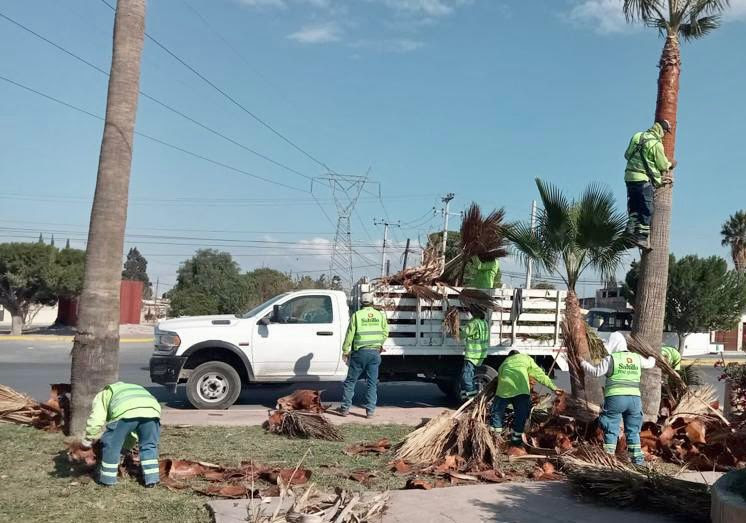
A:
[0,336,153,343]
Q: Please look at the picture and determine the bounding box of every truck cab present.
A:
[149,290,349,409]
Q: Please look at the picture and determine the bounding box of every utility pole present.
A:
[525,200,537,289]
[374,218,400,278]
[439,193,457,269]
[402,238,411,271]
[154,277,160,319]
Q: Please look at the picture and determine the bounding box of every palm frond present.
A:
[623,0,666,23]
[506,221,557,277]
[535,179,573,250]
[459,203,510,263]
[679,15,722,40]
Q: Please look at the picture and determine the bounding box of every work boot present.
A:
[333,407,349,417]
[490,427,503,436]
[365,410,375,419]
[144,483,158,489]
[635,237,651,252]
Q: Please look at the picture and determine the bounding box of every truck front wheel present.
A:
[186,361,242,410]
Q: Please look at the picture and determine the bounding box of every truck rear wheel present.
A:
[437,364,499,404]
[186,361,241,410]
[474,364,498,391]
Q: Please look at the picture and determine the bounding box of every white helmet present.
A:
[361,293,374,305]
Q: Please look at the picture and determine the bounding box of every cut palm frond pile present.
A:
[626,333,686,401]
[562,446,710,523]
[382,245,443,288]
[264,410,342,442]
[395,379,499,471]
[0,383,69,432]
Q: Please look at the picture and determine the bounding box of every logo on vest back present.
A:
[626,357,633,364]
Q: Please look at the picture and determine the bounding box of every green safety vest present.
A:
[661,346,681,370]
[605,352,642,397]
[463,318,489,365]
[107,382,161,420]
[352,307,387,351]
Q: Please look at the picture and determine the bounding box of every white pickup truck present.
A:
[149,284,568,409]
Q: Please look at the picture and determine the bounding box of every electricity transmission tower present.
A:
[313,173,374,290]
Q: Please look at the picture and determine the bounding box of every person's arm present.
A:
[581,356,611,378]
[624,135,638,161]
[82,388,111,446]
[342,313,356,356]
[652,141,672,180]
[381,312,389,340]
[640,355,657,369]
[528,359,558,391]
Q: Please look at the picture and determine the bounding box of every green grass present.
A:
[0,423,412,523]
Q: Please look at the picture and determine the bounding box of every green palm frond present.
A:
[535,178,574,254]
[721,210,746,247]
[507,221,557,277]
[679,15,722,40]
[624,0,729,36]
[623,0,665,23]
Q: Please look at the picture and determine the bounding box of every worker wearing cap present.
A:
[624,120,676,250]
[80,382,161,487]
[490,350,562,446]
[465,255,501,289]
[581,332,657,465]
[336,293,389,419]
[661,345,682,371]
[459,307,490,399]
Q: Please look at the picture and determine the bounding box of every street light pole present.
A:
[440,193,455,269]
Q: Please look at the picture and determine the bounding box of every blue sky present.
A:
[1,0,745,296]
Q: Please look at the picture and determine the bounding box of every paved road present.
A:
[0,339,729,409]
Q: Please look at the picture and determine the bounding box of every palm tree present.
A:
[509,179,629,399]
[69,0,147,435]
[623,0,731,418]
[721,211,746,273]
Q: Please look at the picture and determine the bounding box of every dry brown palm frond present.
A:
[460,204,510,263]
[267,411,343,441]
[561,450,711,523]
[456,288,495,315]
[443,307,461,340]
[408,284,443,302]
[666,385,727,426]
[586,327,607,362]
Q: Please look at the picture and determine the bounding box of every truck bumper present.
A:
[149,355,188,392]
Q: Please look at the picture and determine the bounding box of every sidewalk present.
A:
[161,406,450,427]
[209,482,672,523]
[0,323,154,343]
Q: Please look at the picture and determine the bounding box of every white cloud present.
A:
[288,22,342,43]
[568,0,746,34]
[380,0,472,18]
[351,37,425,52]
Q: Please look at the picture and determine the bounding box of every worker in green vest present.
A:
[581,332,656,464]
[80,382,162,487]
[336,293,389,419]
[490,351,562,446]
[465,255,500,289]
[624,120,675,251]
[661,345,682,371]
[459,307,490,399]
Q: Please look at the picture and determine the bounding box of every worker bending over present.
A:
[337,293,389,419]
[81,382,162,487]
[490,351,562,446]
[465,255,500,289]
[624,120,675,250]
[459,307,490,400]
[581,332,656,465]
[661,345,682,371]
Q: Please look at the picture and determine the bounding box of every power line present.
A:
[0,10,314,183]
[97,0,333,173]
[0,74,307,192]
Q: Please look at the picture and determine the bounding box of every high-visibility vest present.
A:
[107,382,161,420]
[605,352,642,397]
[463,318,489,365]
[351,307,387,350]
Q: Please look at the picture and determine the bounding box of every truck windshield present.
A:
[240,293,289,319]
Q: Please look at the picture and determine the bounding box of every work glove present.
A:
[80,439,93,449]
[554,389,565,396]
[342,354,350,365]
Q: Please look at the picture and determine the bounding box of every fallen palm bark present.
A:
[276,390,328,413]
[0,383,69,432]
[264,410,343,442]
[561,446,710,523]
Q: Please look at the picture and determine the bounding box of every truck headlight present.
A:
[155,331,181,352]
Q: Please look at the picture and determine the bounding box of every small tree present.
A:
[721,211,746,273]
[0,243,58,334]
[427,231,462,264]
[245,268,295,306]
[666,255,746,349]
[168,250,251,316]
[54,247,86,299]
[122,246,152,298]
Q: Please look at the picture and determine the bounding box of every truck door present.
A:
[251,294,340,377]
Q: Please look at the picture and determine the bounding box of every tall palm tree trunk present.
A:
[69,0,146,435]
[632,33,680,419]
[734,247,746,273]
[565,291,604,404]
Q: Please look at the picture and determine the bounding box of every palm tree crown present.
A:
[508,179,629,290]
[624,0,730,40]
[721,210,746,271]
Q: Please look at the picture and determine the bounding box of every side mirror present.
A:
[273,304,282,323]
[591,317,604,328]
[258,317,270,326]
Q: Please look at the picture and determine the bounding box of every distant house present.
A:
[713,313,746,351]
